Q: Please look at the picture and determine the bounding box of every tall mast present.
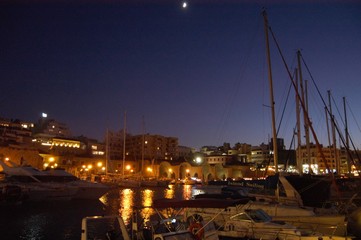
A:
[325,107,333,173]
[343,97,351,174]
[295,68,303,174]
[141,116,145,177]
[328,90,339,173]
[297,50,311,172]
[263,10,278,173]
[122,111,126,178]
[105,128,109,175]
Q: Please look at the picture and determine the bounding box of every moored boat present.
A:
[0,159,110,200]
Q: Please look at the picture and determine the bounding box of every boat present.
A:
[186,198,347,236]
[193,175,302,207]
[150,198,349,239]
[0,158,110,200]
[151,198,353,240]
[140,214,219,240]
[134,198,219,240]
[216,208,353,240]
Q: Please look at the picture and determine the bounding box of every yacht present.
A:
[0,159,110,200]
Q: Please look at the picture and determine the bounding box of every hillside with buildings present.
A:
[0,114,359,182]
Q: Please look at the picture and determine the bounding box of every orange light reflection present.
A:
[182,185,192,200]
[141,189,155,223]
[119,188,134,224]
[164,185,175,199]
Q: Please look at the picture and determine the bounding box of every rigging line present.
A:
[266,26,334,176]
[330,94,354,150]
[343,99,361,152]
[331,94,345,128]
[215,14,263,144]
[330,94,356,151]
[276,73,294,137]
[346,99,361,134]
[301,55,361,167]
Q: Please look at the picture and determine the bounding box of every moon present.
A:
[182,1,187,8]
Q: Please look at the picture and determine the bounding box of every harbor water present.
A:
[0,184,193,240]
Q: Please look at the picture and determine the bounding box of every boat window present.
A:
[246,209,271,223]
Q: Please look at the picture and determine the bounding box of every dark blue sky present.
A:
[1,0,361,149]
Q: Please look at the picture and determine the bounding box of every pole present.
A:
[263,10,278,173]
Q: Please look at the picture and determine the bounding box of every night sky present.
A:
[1,0,361,149]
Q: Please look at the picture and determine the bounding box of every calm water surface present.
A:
[1,184,192,240]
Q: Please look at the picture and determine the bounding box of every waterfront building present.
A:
[0,145,43,169]
[178,145,194,159]
[34,116,71,138]
[200,146,218,155]
[106,129,127,160]
[204,154,232,165]
[251,143,271,165]
[0,118,34,145]
[297,143,361,175]
[126,134,178,162]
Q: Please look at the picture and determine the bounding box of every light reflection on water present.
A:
[1,184,192,240]
[116,185,191,225]
[120,188,135,223]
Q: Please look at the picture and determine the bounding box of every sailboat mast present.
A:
[297,50,311,172]
[105,129,109,175]
[328,90,339,173]
[295,68,303,174]
[141,116,145,177]
[123,112,126,178]
[343,97,351,174]
[263,10,278,173]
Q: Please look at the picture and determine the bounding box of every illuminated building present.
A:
[0,118,34,144]
[126,134,178,161]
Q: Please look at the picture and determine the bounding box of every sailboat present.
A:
[188,9,355,239]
